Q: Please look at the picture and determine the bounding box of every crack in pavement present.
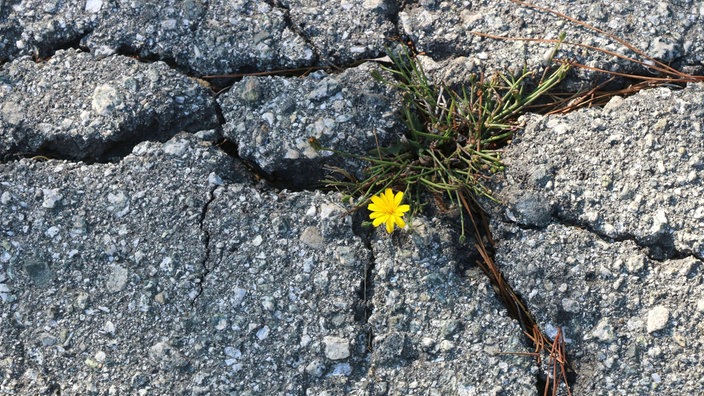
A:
[31,31,93,62]
[272,0,322,66]
[350,212,377,363]
[502,212,699,263]
[191,184,220,306]
[554,213,690,262]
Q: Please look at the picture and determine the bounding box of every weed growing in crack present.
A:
[308,3,704,394]
[312,38,574,395]
[316,40,569,241]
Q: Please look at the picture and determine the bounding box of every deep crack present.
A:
[473,209,579,392]
[496,206,701,392]
[110,44,204,79]
[510,211,699,262]
[32,31,93,62]
[273,0,323,65]
[351,211,376,360]
[191,184,219,306]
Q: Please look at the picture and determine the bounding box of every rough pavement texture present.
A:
[498,84,704,260]
[0,136,531,394]
[0,0,97,64]
[367,221,534,395]
[492,223,704,395]
[83,0,317,76]
[285,0,397,65]
[0,134,249,393]
[490,83,704,394]
[0,49,219,162]
[218,62,405,188]
[400,0,704,88]
[1,1,704,395]
[4,0,704,79]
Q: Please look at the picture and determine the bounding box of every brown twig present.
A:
[560,59,700,83]
[471,32,670,76]
[473,1,703,116]
[458,189,574,395]
[509,0,685,77]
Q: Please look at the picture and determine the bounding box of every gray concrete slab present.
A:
[2,1,704,394]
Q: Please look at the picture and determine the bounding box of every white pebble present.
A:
[256,326,270,340]
[85,0,103,13]
[646,305,669,333]
[323,336,350,360]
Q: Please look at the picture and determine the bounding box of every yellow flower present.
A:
[368,188,411,233]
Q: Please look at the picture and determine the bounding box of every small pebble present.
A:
[305,359,326,377]
[646,305,669,333]
[41,188,62,209]
[103,321,116,335]
[592,318,614,342]
[323,336,350,360]
[438,340,455,352]
[696,298,704,313]
[256,325,270,340]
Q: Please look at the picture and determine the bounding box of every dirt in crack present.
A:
[351,210,376,358]
[467,207,578,394]
[191,185,218,306]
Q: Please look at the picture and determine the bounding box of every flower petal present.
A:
[396,204,410,214]
[367,203,382,212]
[370,195,383,206]
[384,188,395,204]
[372,216,387,227]
[394,190,404,206]
[385,218,395,233]
[369,211,385,220]
[395,215,406,229]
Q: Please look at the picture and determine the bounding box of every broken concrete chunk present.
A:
[219,62,405,188]
[0,49,219,161]
[495,84,704,260]
[83,0,316,75]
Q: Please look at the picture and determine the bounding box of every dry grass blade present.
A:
[459,190,574,395]
[471,31,665,75]
[474,0,704,116]
[318,43,568,242]
[559,59,701,83]
[509,0,688,77]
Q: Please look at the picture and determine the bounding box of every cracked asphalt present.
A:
[1,1,704,395]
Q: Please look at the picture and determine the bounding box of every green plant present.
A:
[318,39,569,241]
[314,42,574,391]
